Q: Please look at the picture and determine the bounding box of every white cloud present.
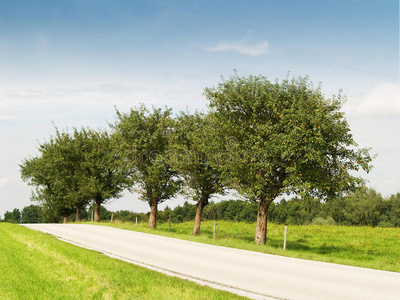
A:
[353,82,400,117]
[204,40,269,56]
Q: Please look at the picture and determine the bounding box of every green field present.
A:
[2,221,398,300]
[0,223,246,300]
[96,220,400,273]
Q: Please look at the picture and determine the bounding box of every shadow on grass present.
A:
[154,222,382,260]
[266,238,379,258]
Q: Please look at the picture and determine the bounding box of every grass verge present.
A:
[0,223,247,300]
[92,220,400,273]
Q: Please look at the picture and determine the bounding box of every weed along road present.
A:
[23,224,400,300]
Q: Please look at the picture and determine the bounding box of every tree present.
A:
[20,127,126,223]
[326,187,384,227]
[21,205,43,223]
[4,209,21,223]
[20,134,76,223]
[87,203,112,221]
[386,193,400,227]
[78,128,127,222]
[113,105,181,228]
[204,73,373,244]
[169,111,225,235]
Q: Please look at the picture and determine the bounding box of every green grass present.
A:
[0,223,247,300]
[94,220,400,273]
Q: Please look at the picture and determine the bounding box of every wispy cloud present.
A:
[204,40,269,56]
[353,82,400,117]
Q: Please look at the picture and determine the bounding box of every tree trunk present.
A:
[192,199,208,236]
[63,216,69,224]
[94,202,101,222]
[148,202,157,228]
[255,198,272,245]
[76,206,82,222]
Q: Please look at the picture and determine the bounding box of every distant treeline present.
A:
[166,187,400,227]
[3,188,400,228]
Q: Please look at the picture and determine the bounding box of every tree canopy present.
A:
[18,73,376,235]
[113,105,182,228]
[204,73,373,244]
[20,127,126,222]
[20,128,80,222]
[168,111,225,235]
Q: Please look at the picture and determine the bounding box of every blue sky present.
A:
[0,0,399,216]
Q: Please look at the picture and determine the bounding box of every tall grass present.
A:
[97,220,400,272]
[0,223,247,300]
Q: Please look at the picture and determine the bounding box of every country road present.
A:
[23,224,400,300]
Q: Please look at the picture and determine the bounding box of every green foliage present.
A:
[171,201,197,223]
[20,127,127,221]
[205,72,374,201]
[386,193,400,227]
[3,209,21,223]
[113,105,182,227]
[112,210,149,223]
[20,128,86,218]
[77,128,128,209]
[168,111,225,204]
[324,188,398,227]
[170,200,258,223]
[87,204,112,221]
[113,105,181,204]
[160,188,400,228]
[21,205,44,223]
[311,216,336,226]
[18,73,379,234]
[269,196,323,225]
[68,207,89,222]
[204,72,374,243]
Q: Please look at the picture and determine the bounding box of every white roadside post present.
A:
[213,221,216,240]
[283,226,288,250]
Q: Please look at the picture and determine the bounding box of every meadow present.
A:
[0,223,246,300]
[97,220,400,273]
[1,220,398,300]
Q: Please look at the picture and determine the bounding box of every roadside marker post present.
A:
[213,221,216,240]
[284,226,287,250]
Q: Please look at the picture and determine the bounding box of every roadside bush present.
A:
[311,216,336,226]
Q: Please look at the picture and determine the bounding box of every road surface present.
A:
[23,224,400,300]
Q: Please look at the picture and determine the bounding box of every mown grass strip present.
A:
[93,220,400,273]
[0,223,247,300]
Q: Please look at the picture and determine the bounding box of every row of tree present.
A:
[4,187,399,227]
[20,73,374,244]
[2,205,43,224]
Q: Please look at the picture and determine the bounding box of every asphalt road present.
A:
[23,224,400,300]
